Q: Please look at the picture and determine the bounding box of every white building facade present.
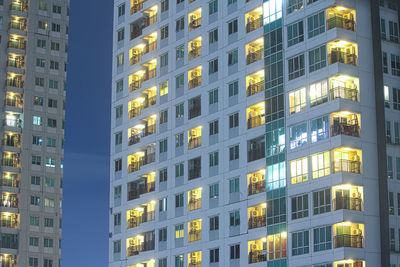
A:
[0,0,68,266]
[110,0,398,266]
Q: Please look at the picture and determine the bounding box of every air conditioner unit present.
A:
[252,177,258,183]
[252,210,258,217]
[191,71,199,78]
[252,244,258,250]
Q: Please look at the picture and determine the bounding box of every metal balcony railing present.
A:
[189,77,201,89]
[127,240,155,256]
[331,122,360,137]
[144,69,156,81]
[189,167,201,180]
[333,197,363,211]
[143,96,156,108]
[188,262,201,267]
[5,98,23,109]
[10,1,28,12]
[248,250,266,264]
[246,49,263,65]
[128,181,155,200]
[188,105,201,119]
[131,1,144,14]
[6,79,24,88]
[189,18,201,31]
[247,115,264,129]
[188,230,201,242]
[129,107,142,119]
[328,51,358,66]
[248,215,266,229]
[248,147,265,162]
[189,47,201,60]
[329,86,359,102]
[144,15,157,28]
[332,159,361,174]
[0,218,19,229]
[2,158,21,168]
[9,21,27,31]
[0,197,19,208]
[129,80,142,92]
[248,180,266,195]
[247,81,264,96]
[334,234,364,248]
[188,136,201,150]
[127,210,155,228]
[130,53,142,66]
[7,41,26,50]
[2,138,21,148]
[144,42,157,54]
[7,59,25,69]
[188,199,201,211]
[0,178,20,188]
[246,17,262,33]
[327,16,355,32]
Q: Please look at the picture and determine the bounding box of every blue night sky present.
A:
[63,0,112,266]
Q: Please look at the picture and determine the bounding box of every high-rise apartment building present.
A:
[110,0,398,266]
[0,0,68,266]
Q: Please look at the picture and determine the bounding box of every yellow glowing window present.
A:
[267,232,287,260]
[289,87,306,114]
[290,157,308,184]
[175,224,184,239]
[311,151,330,179]
[160,81,168,96]
[332,148,362,174]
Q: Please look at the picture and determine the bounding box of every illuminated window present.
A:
[289,87,306,114]
[290,157,308,184]
[267,233,287,260]
[311,115,329,143]
[175,224,184,239]
[160,81,168,96]
[289,122,307,149]
[311,151,330,179]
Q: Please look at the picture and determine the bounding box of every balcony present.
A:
[130,0,146,14]
[6,74,24,89]
[248,137,265,162]
[246,70,264,97]
[248,169,266,196]
[188,96,201,119]
[0,193,19,208]
[333,260,364,267]
[188,251,201,267]
[248,239,266,264]
[327,6,356,32]
[0,213,19,229]
[2,153,21,168]
[0,173,20,188]
[127,201,156,229]
[188,66,202,90]
[248,203,266,229]
[328,41,358,66]
[333,222,364,249]
[333,185,363,211]
[127,172,156,200]
[188,37,202,60]
[127,145,156,173]
[246,38,263,65]
[5,93,23,109]
[0,256,17,267]
[128,116,156,145]
[188,157,201,180]
[189,9,202,31]
[7,55,25,69]
[245,7,262,33]
[329,75,359,102]
[10,1,29,12]
[188,220,201,242]
[188,188,202,211]
[3,112,23,129]
[126,232,155,257]
[9,17,28,31]
[142,59,157,82]
[331,112,360,138]
[332,148,361,174]
[7,37,26,51]
[130,7,158,40]
[188,127,202,150]
[2,133,21,148]
[247,102,265,129]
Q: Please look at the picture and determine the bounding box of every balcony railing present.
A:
[246,17,262,33]
[129,107,142,119]
[334,234,364,248]
[188,199,201,211]
[331,122,360,137]
[246,49,263,65]
[189,167,201,180]
[127,240,155,256]
[189,77,201,89]
[131,2,144,14]
[247,81,264,97]
[189,18,201,31]
[144,69,156,81]
[248,180,266,195]
[188,105,201,119]
[3,119,23,129]
[144,42,157,54]
[329,86,359,102]
[332,159,361,174]
[333,197,363,211]
[247,115,264,129]
[328,51,357,66]
[188,262,201,267]
[129,80,142,92]
[0,178,20,188]
[127,211,155,228]
[10,1,28,12]
[9,21,27,31]
[248,147,265,162]
[0,218,19,229]
[188,230,201,242]
[327,16,355,32]
[128,182,155,200]
[5,98,23,108]
[6,79,24,88]
[7,59,25,69]
[128,125,156,146]
[2,138,21,148]
[248,250,266,264]
[0,197,19,208]
[130,53,142,66]
[248,215,266,229]
[8,41,26,50]
[188,136,201,150]
[189,47,201,60]
[143,96,156,108]
[2,158,21,168]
